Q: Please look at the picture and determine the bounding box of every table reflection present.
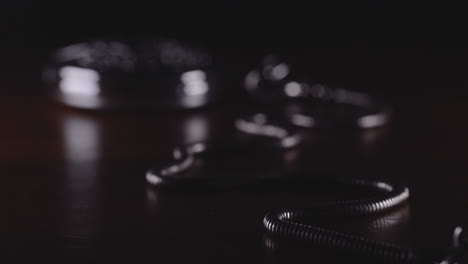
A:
[59,111,101,250]
[57,109,214,241]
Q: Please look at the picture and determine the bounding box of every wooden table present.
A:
[1,45,468,263]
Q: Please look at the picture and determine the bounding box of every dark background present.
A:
[2,2,468,97]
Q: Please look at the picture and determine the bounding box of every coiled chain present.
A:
[146,114,466,264]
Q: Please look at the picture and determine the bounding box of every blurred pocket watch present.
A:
[43,37,219,110]
[244,55,391,129]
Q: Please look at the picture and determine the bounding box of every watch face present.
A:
[43,37,219,110]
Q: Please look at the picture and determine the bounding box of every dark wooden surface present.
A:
[1,93,468,263]
[2,46,468,263]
